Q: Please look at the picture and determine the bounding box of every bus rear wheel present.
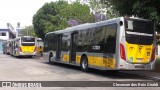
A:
[80,56,88,72]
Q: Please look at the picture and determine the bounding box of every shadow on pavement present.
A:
[42,62,149,80]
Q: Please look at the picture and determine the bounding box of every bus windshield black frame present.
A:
[125,18,154,45]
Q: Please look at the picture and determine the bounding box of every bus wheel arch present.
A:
[80,54,89,72]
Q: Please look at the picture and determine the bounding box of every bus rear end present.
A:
[19,37,36,56]
[118,17,156,70]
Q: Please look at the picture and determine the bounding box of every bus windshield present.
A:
[21,37,35,46]
[125,19,154,45]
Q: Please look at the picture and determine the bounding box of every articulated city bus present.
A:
[2,40,11,54]
[10,36,37,57]
[43,17,156,71]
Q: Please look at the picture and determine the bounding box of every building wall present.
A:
[0,31,8,53]
[0,31,9,40]
[0,40,3,53]
[0,30,15,53]
[0,23,15,53]
[0,31,8,52]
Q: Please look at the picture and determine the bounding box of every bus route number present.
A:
[92,46,100,50]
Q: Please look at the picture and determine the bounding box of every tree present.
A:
[89,0,119,20]
[21,25,36,37]
[33,1,94,40]
[107,0,160,31]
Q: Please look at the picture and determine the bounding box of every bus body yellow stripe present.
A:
[62,54,116,69]
[21,46,35,53]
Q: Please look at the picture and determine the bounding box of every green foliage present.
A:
[67,2,94,23]
[89,0,119,19]
[108,0,160,31]
[33,1,94,40]
[21,25,36,37]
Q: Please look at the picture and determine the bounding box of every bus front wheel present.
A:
[80,56,88,72]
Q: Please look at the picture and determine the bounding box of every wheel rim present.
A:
[82,59,87,69]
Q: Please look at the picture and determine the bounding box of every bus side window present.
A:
[16,44,18,48]
[47,33,56,51]
[44,36,49,52]
[77,29,90,52]
[104,24,117,54]
[89,28,95,44]
[61,34,70,51]
[90,26,105,53]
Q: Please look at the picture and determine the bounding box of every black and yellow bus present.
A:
[43,17,156,71]
[10,36,37,57]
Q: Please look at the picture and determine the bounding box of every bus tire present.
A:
[80,56,89,72]
[49,53,54,64]
[15,56,19,58]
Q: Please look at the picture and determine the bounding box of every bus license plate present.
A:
[24,51,30,53]
[135,65,144,68]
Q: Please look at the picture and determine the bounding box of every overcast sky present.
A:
[0,0,61,28]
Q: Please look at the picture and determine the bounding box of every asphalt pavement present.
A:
[0,53,160,90]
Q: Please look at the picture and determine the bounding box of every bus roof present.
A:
[46,16,150,35]
[46,17,123,35]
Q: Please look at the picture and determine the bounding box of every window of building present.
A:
[0,32,6,36]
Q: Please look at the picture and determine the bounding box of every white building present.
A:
[0,23,16,53]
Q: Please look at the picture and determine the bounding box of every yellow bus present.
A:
[36,38,44,56]
[10,36,37,57]
[43,17,156,71]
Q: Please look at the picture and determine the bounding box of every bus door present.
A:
[56,35,62,61]
[70,32,77,63]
